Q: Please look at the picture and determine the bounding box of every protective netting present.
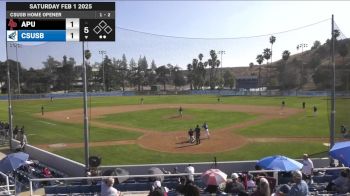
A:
[4,17,349,161]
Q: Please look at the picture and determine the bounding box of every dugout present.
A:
[235,76,258,90]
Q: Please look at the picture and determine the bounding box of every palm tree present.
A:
[263,48,272,88]
[269,36,276,64]
[256,54,264,94]
[280,50,290,90]
[282,50,290,62]
[249,62,254,75]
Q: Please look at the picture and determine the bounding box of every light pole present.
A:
[297,43,308,90]
[10,43,21,94]
[98,50,106,91]
[217,50,225,86]
[6,43,13,149]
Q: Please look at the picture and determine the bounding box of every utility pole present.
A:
[6,43,13,149]
[83,42,90,172]
[10,43,21,94]
[330,14,336,162]
[99,50,106,91]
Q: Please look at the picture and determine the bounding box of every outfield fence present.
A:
[2,90,349,101]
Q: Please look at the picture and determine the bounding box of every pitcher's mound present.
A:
[162,114,193,120]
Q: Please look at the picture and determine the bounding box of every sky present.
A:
[1,1,350,70]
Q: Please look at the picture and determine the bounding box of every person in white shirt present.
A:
[185,164,195,181]
[101,177,121,196]
[301,154,314,182]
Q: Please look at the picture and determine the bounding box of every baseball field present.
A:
[0,95,332,165]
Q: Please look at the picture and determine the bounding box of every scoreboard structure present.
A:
[6,2,115,42]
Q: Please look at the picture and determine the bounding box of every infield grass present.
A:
[100,108,256,132]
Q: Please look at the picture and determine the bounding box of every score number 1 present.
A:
[66,18,80,42]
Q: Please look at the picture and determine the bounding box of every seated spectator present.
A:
[101,177,121,196]
[149,180,169,196]
[331,169,349,193]
[175,176,187,195]
[289,170,308,196]
[42,167,52,178]
[224,173,246,195]
[246,174,256,192]
[271,184,290,196]
[183,180,200,196]
[251,177,270,196]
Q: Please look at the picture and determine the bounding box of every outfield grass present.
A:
[101,108,256,132]
[53,142,327,165]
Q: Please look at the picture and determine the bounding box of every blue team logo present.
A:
[7,30,18,42]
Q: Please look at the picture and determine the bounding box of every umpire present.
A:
[195,125,201,145]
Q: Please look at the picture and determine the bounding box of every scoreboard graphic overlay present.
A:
[6,2,115,42]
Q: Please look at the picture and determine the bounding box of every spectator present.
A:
[185,164,195,182]
[175,176,186,195]
[13,125,19,139]
[224,173,245,195]
[246,174,256,192]
[183,180,200,196]
[301,154,314,182]
[331,169,349,193]
[16,130,28,151]
[101,177,121,196]
[289,170,308,196]
[251,177,270,196]
[149,180,168,196]
[42,167,52,178]
[272,184,290,196]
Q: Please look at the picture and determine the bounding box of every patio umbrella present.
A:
[101,168,129,184]
[330,141,350,167]
[0,152,29,173]
[148,167,164,182]
[257,155,303,171]
[201,169,227,186]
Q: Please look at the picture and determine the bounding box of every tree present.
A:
[128,58,137,88]
[269,35,276,64]
[338,42,349,65]
[279,50,290,90]
[173,66,186,89]
[42,56,61,90]
[223,70,235,89]
[208,50,220,89]
[59,56,75,92]
[263,48,272,88]
[100,55,114,91]
[197,53,207,88]
[147,60,157,87]
[187,63,194,90]
[118,54,128,91]
[156,65,169,91]
[249,62,254,75]
[22,68,51,93]
[256,54,264,92]
[311,40,321,50]
[134,56,148,91]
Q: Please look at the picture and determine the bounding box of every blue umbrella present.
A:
[0,152,29,173]
[330,141,350,167]
[257,155,303,171]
